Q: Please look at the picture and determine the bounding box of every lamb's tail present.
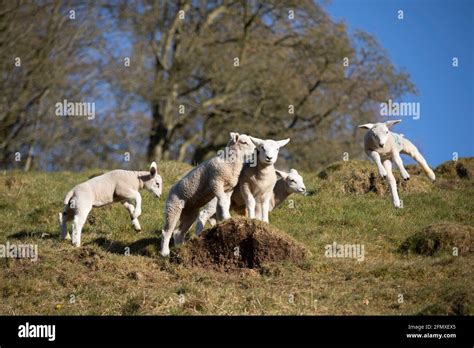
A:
[63,189,75,207]
[59,189,75,239]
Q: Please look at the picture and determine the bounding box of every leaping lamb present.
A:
[160,132,256,257]
[59,162,162,247]
[358,119,435,208]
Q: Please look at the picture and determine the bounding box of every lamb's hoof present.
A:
[160,250,170,257]
[132,218,141,231]
[65,233,71,240]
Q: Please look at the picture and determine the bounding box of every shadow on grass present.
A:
[8,230,57,240]
[91,236,163,257]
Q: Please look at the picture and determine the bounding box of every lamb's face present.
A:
[281,169,306,194]
[369,123,390,148]
[250,137,290,165]
[143,162,162,198]
[358,120,402,148]
[144,174,163,198]
[228,133,256,159]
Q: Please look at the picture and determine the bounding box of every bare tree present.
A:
[1,1,416,172]
[0,1,124,171]
[105,0,415,170]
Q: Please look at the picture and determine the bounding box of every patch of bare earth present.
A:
[173,217,308,272]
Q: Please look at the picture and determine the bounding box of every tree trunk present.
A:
[191,143,225,165]
[147,103,170,162]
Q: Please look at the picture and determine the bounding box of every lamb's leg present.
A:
[132,191,142,219]
[59,207,71,240]
[240,183,256,219]
[71,204,92,247]
[392,151,410,180]
[404,144,436,181]
[123,201,141,231]
[215,187,231,220]
[161,198,183,257]
[383,159,401,208]
[261,193,272,223]
[367,150,387,178]
[254,203,263,220]
[195,198,217,236]
[174,210,199,245]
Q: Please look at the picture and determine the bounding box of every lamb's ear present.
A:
[290,168,298,175]
[277,138,290,147]
[229,132,239,143]
[358,123,374,130]
[275,170,289,180]
[249,136,264,147]
[386,119,402,128]
[150,161,157,177]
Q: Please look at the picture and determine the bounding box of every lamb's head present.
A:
[250,137,290,165]
[276,169,306,194]
[358,120,401,148]
[142,162,163,198]
[227,132,256,159]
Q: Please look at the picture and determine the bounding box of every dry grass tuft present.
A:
[399,223,473,256]
[317,160,433,195]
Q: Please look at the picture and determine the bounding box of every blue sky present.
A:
[325,0,473,165]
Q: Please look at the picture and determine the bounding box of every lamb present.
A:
[160,132,256,257]
[235,136,290,223]
[58,162,162,247]
[358,119,436,208]
[195,168,306,235]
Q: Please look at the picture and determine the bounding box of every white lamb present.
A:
[160,132,256,257]
[358,120,436,208]
[236,136,290,223]
[195,168,306,234]
[59,162,162,246]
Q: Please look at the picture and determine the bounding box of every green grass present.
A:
[0,159,472,315]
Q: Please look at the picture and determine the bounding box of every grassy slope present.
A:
[0,159,472,315]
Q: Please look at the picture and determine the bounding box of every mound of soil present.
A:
[435,157,474,180]
[174,218,308,272]
[399,223,474,256]
[418,288,473,315]
[317,160,432,195]
[75,247,105,271]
